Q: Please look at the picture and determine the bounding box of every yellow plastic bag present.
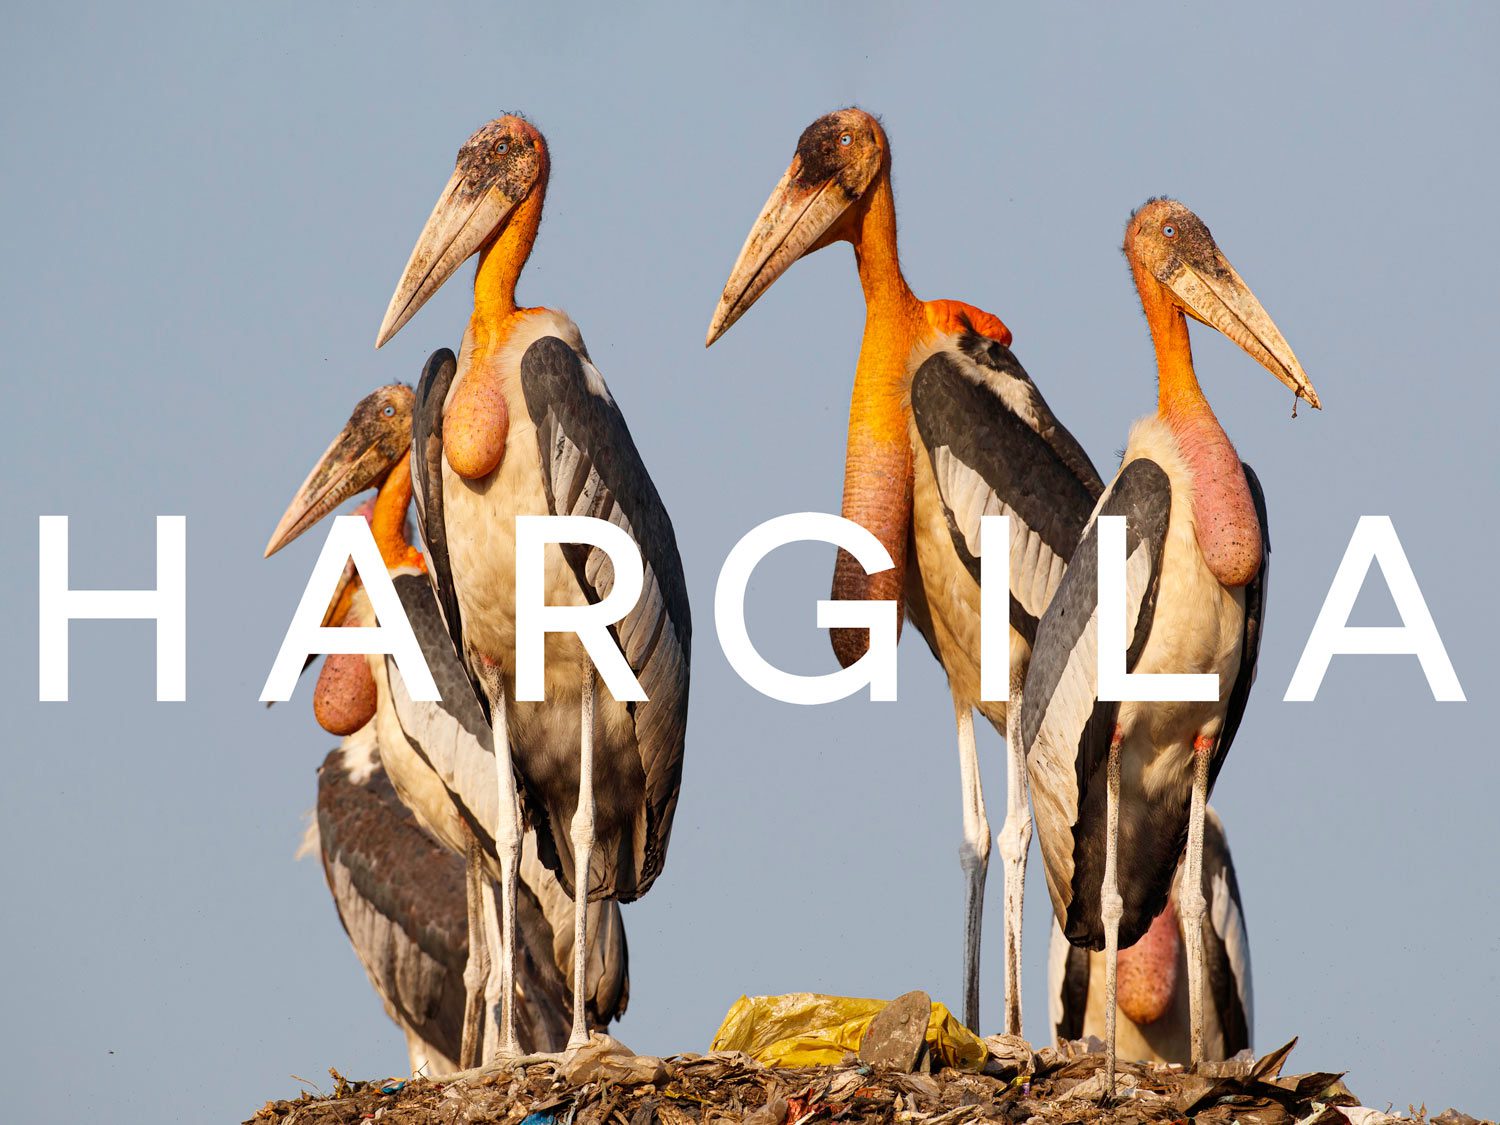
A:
[709,993,987,1071]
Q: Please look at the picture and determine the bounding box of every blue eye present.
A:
[383,405,395,417]
[839,133,853,146]
[495,141,509,155]
[1162,224,1177,238]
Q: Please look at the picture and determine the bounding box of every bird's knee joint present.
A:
[463,958,487,991]
[570,810,594,853]
[959,836,991,876]
[1180,887,1206,920]
[494,819,522,857]
[997,813,1031,863]
[1102,891,1124,925]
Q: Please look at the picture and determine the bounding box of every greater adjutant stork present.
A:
[307,726,601,1071]
[706,108,1103,1034]
[376,116,690,1056]
[267,384,629,1064]
[1021,198,1318,1092]
[1049,805,1251,1064]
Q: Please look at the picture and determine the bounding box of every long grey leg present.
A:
[485,676,523,1061]
[998,661,1033,1037]
[566,661,597,1050]
[479,875,504,1060]
[1100,727,1124,1100]
[1182,737,1212,1069]
[459,830,489,1069]
[954,698,990,1033]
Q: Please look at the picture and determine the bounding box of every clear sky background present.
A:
[3,3,1497,1121]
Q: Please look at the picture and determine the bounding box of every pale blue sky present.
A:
[3,3,1498,1120]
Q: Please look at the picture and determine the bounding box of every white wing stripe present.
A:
[931,442,1067,621]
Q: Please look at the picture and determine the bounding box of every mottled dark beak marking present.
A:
[706,108,883,346]
[264,385,414,557]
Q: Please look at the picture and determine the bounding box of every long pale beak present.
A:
[1164,250,1321,409]
[706,160,863,346]
[264,427,392,558]
[376,169,519,348]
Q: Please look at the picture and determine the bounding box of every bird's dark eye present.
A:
[1162,224,1177,238]
[839,133,853,146]
[383,405,396,417]
[495,140,509,155]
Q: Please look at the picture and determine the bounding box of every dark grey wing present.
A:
[411,347,489,723]
[519,334,691,901]
[588,900,630,1028]
[315,740,468,1067]
[1021,458,1172,950]
[1212,463,1269,789]
[1048,919,1092,1044]
[1200,808,1253,1056]
[910,332,1104,645]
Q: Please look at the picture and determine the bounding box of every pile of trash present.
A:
[245,993,1489,1125]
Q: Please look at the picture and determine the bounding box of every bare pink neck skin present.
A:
[1117,900,1181,1025]
[1139,269,1262,588]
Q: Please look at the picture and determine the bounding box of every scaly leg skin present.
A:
[998,659,1033,1038]
[1182,736,1212,1070]
[479,875,505,1060]
[955,699,991,1034]
[567,661,598,1051]
[459,831,489,1069]
[482,672,523,1062]
[1100,727,1124,1102]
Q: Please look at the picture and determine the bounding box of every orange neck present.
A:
[1132,254,1262,587]
[852,171,923,327]
[830,168,922,665]
[447,182,547,481]
[848,169,926,435]
[1134,257,1210,422]
[470,181,548,346]
[371,450,425,573]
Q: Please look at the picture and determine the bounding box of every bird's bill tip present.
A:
[1166,256,1321,412]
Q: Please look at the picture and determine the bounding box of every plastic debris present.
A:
[709,993,988,1072]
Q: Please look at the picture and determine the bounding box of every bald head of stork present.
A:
[706,108,889,345]
[377,115,550,348]
[1125,198,1320,411]
[263,384,415,558]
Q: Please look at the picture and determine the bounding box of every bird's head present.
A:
[264,383,414,559]
[706,107,887,346]
[377,115,550,348]
[1126,198,1320,410]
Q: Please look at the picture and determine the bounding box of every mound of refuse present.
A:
[245,1025,1486,1125]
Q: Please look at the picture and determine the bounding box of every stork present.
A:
[375,116,691,1056]
[266,383,629,1064]
[307,727,598,1071]
[1021,198,1318,1093]
[705,108,1103,1035]
[1049,805,1251,1064]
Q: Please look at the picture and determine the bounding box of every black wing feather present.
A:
[1021,458,1173,949]
[910,333,1104,644]
[411,347,489,723]
[315,743,468,1063]
[519,335,691,901]
[1211,463,1269,789]
[1200,811,1253,1056]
